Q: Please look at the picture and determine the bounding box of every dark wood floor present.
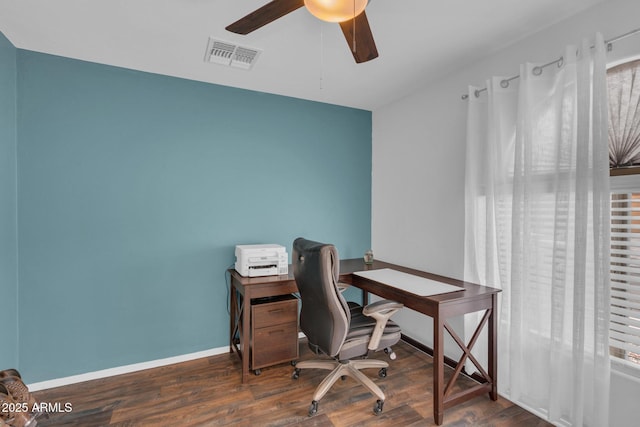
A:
[32,340,550,426]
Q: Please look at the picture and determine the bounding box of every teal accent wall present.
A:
[0,32,18,370]
[16,51,372,382]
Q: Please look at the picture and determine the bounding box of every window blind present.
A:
[610,192,640,364]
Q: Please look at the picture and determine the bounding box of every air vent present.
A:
[204,38,261,70]
[232,46,260,70]
[205,40,235,66]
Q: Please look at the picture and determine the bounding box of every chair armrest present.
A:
[362,300,403,316]
[362,300,403,351]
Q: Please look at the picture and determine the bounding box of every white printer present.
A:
[234,244,288,277]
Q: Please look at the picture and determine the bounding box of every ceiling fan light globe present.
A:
[304,0,368,23]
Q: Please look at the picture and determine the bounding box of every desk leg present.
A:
[362,290,369,306]
[229,282,237,353]
[433,313,444,425]
[229,280,250,383]
[241,293,251,383]
[488,293,498,400]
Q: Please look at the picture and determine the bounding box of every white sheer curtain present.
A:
[464,34,611,426]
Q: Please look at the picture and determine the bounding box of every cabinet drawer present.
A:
[252,298,298,327]
[252,322,299,368]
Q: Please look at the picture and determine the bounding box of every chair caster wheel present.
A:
[378,368,387,378]
[309,400,318,417]
[384,347,397,360]
[291,360,297,366]
[373,399,384,415]
[292,368,300,379]
[254,369,261,376]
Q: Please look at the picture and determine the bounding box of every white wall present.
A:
[372,0,640,425]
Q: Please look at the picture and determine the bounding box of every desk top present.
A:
[353,268,465,297]
[230,258,500,303]
[340,259,500,312]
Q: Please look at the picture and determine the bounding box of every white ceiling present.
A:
[0,0,607,110]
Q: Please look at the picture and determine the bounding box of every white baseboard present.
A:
[27,346,230,392]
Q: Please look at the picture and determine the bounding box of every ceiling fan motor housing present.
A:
[304,0,368,23]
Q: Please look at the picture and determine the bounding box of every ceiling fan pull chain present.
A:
[320,22,324,90]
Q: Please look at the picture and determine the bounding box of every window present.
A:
[610,190,640,365]
[608,59,640,168]
[609,59,640,367]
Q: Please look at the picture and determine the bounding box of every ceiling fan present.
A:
[226,0,378,64]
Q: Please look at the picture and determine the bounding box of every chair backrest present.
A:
[292,238,350,357]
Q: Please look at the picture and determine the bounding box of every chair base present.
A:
[293,358,389,404]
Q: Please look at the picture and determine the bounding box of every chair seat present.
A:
[348,302,400,329]
[336,305,401,360]
[347,310,401,339]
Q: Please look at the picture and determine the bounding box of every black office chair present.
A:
[291,238,403,416]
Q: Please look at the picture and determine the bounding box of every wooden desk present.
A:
[341,259,500,425]
[229,259,500,425]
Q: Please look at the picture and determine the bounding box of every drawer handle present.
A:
[269,329,285,335]
[268,309,284,313]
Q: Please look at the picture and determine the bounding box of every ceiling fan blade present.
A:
[226,0,305,35]
[339,11,378,63]
[340,12,378,64]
